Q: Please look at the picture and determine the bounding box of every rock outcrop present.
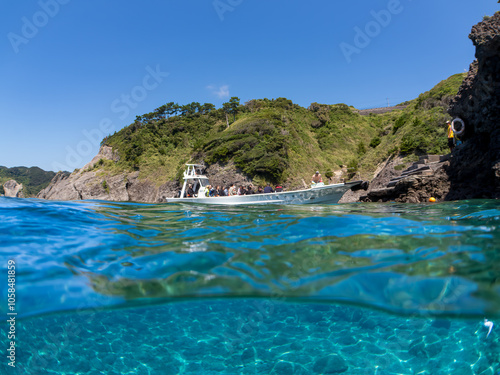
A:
[358,13,500,203]
[357,156,451,203]
[342,155,452,203]
[3,180,24,198]
[38,146,180,203]
[446,12,500,199]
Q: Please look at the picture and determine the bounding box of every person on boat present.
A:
[446,120,455,153]
[275,185,283,192]
[238,185,247,195]
[223,186,229,196]
[246,185,254,195]
[264,184,274,193]
[229,184,236,196]
[257,186,263,194]
[217,186,225,196]
[312,171,323,184]
[186,184,195,198]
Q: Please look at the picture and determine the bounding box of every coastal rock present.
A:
[3,179,24,198]
[443,13,500,199]
[37,171,81,200]
[81,145,120,171]
[74,172,129,201]
[38,146,181,203]
[340,156,404,203]
[392,166,451,203]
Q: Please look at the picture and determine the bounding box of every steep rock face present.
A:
[359,14,500,203]
[3,180,24,198]
[447,13,500,199]
[37,171,80,200]
[38,146,180,203]
[204,162,253,189]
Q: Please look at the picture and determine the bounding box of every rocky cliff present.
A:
[37,146,179,202]
[37,146,257,203]
[446,12,500,199]
[360,13,500,202]
[3,180,24,198]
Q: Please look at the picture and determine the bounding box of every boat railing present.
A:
[183,164,206,179]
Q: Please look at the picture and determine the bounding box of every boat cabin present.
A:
[179,164,210,198]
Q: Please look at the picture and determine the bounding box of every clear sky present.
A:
[1,0,498,172]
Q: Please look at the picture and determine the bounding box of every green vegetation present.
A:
[102,180,110,194]
[369,136,381,148]
[0,166,62,196]
[413,73,466,110]
[99,73,466,188]
[222,97,240,125]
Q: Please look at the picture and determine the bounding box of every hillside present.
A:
[39,73,466,202]
[0,166,62,197]
[356,73,467,179]
[106,74,465,185]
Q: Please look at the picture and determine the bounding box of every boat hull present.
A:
[165,181,361,205]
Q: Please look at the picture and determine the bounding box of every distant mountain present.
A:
[0,166,67,197]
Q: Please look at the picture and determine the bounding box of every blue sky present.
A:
[1,0,498,172]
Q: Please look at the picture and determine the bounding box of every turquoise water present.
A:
[0,197,499,374]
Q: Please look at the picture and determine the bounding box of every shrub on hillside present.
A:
[369,137,381,148]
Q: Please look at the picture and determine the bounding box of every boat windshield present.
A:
[198,178,209,187]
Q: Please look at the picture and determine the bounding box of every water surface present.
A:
[1,198,499,374]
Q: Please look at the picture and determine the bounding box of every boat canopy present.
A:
[179,164,209,198]
[184,164,205,178]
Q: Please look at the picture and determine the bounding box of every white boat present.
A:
[164,164,363,205]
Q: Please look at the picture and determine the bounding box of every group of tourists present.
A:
[185,183,283,198]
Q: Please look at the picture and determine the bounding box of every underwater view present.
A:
[1,197,499,374]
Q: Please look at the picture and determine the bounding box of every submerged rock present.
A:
[272,361,294,375]
[313,354,348,374]
[430,319,451,330]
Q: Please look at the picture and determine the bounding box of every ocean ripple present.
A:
[1,197,499,318]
